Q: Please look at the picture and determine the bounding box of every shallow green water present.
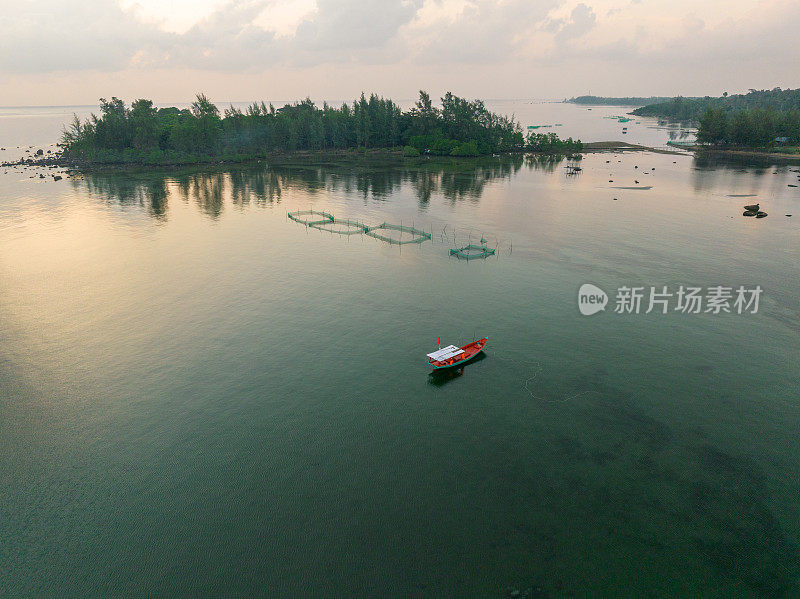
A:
[1,149,799,596]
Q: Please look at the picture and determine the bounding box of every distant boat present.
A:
[427,338,488,370]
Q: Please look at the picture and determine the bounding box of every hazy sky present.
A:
[1,0,798,105]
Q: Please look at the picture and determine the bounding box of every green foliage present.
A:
[525,132,583,154]
[632,88,800,122]
[697,108,729,144]
[60,90,569,165]
[408,133,458,155]
[696,107,800,148]
[450,141,479,156]
[402,145,420,157]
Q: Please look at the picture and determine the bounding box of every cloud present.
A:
[553,3,597,42]
[404,0,560,64]
[0,0,170,72]
[293,0,419,52]
[0,0,798,104]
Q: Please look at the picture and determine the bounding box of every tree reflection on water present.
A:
[75,154,570,221]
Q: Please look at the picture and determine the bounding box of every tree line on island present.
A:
[630,88,800,149]
[60,91,583,165]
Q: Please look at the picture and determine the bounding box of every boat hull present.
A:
[429,338,488,370]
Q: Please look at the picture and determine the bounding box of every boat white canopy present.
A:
[426,345,464,361]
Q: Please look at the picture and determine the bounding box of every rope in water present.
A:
[494,355,593,403]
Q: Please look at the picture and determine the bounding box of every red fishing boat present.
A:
[426,337,488,370]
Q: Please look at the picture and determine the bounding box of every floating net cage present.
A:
[449,244,496,260]
[309,218,369,235]
[288,210,334,226]
[364,223,432,245]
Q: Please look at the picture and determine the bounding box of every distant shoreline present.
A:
[566,96,678,107]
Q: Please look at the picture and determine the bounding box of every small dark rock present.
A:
[35,149,43,156]
[53,175,62,181]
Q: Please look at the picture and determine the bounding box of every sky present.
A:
[0,0,798,105]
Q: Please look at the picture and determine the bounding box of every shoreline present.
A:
[3,146,575,174]
[1,143,661,173]
[691,147,800,164]
[6,142,800,173]
[580,141,686,155]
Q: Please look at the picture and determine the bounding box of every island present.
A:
[45,91,583,169]
[632,88,800,157]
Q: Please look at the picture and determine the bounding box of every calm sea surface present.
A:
[1,102,798,597]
